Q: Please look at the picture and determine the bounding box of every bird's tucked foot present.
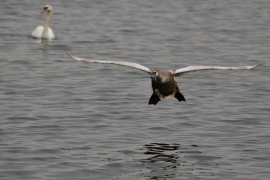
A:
[149,93,160,105]
[175,91,186,102]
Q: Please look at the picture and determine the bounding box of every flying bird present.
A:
[66,52,265,105]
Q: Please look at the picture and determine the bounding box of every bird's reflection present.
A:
[141,143,180,179]
[33,38,50,60]
[40,39,49,60]
[143,143,179,162]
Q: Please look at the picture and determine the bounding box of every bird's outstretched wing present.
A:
[171,61,265,77]
[66,51,152,75]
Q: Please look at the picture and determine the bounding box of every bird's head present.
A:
[150,70,159,79]
[41,5,53,13]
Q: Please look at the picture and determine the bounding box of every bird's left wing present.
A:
[171,61,265,77]
[66,51,152,75]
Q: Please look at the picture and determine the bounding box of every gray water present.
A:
[1,0,270,179]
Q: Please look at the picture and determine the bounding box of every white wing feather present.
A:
[66,52,152,75]
[172,61,265,77]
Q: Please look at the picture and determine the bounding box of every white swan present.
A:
[32,5,55,39]
[66,51,265,105]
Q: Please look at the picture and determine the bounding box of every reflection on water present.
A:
[140,143,221,179]
[32,37,50,60]
[41,39,49,60]
[143,143,180,162]
[142,143,180,179]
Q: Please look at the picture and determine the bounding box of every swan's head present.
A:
[150,70,159,79]
[41,5,53,13]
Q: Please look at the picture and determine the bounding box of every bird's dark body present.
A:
[149,70,186,105]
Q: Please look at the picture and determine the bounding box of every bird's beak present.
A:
[41,8,47,13]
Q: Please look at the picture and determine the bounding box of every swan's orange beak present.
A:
[41,8,47,13]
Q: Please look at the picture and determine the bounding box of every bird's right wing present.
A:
[171,61,265,77]
[66,51,152,75]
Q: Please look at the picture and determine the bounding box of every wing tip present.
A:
[65,51,71,57]
[65,51,81,62]
[245,60,265,69]
[257,60,266,67]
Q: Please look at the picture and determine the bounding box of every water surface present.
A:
[0,0,270,179]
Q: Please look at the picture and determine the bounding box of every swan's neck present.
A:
[42,11,52,38]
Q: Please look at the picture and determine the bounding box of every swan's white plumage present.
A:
[31,5,55,39]
[32,26,55,39]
